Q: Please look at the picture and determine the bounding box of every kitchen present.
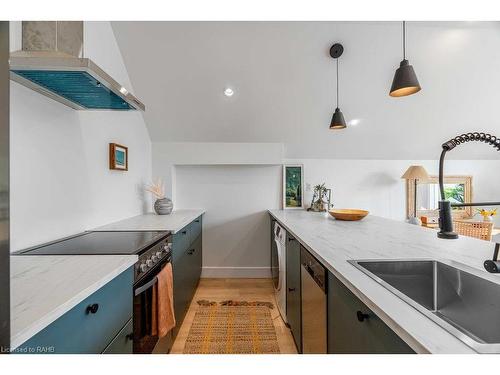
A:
[2,2,500,374]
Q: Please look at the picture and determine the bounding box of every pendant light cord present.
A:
[336,58,339,108]
[403,20,406,60]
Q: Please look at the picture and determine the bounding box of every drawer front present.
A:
[190,216,202,241]
[172,225,191,262]
[18,268,133,354]
[327,272,414,354]
[102,319,133,354]
[187,234,202,292]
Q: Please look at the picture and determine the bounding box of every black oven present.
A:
[132,236,173,354]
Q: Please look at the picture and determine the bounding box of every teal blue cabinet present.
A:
[102,319,133,354]
[17,267,133,354]
[286,233,301,353]
[172,216,203,336]
[327,272,414,354]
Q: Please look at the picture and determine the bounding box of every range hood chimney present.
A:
[10,21,145,111]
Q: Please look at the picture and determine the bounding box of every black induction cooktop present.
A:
[18,231,170,256]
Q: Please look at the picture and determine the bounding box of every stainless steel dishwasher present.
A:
[301,247,327,353]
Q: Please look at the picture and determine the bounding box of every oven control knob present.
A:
[156,251,162,258]
[146,259,153,267]
[163,244,170,251]
[139,263,148,273]
[151,255,158,263]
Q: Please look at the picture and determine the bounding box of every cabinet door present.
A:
[185,234,202,304]
[172,240,191,334]
[286,234,301,352]
[190,233,202,287]
[327,272,414,354]
[172,224,203,336]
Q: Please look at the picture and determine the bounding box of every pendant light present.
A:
[329,43,346,130]
[389,21,421,97]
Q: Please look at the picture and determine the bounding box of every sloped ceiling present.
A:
[112,21,500,159]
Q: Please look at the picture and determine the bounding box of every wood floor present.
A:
[170,278,298,354]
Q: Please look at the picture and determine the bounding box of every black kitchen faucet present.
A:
[436,132,500,272]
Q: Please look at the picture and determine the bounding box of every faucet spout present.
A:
[437,132,500,239]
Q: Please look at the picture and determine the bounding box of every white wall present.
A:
[175,165,281,278]
[286,159,500,227]
[9,21,152,251]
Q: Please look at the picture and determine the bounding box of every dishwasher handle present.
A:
[301,246,326,292]
[301,263,326,292]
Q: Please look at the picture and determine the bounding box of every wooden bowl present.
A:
[329,209,369,221]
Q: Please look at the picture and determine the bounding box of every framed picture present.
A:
[283,164,304,209]
[109,143,128,171]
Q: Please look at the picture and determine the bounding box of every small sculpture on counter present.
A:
[307,183,332,212]
[146,178,173,215]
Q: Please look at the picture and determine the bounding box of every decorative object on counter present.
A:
[109,143,128,171]
[389,21,421,97]
[329,209,369,221]
[154,198,173,215]
[436,132,500,242]
[146,178,173,215]
[329,43,347,129]
[283,165,304,209]
[477,208,497,222]
[307,183,332,212]
[401,165,429,225]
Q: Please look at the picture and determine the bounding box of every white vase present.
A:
[483,215,492,222]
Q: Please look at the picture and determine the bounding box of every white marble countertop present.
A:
[268,209,500,354]
[92,209,205,233]
[10,254,137,350]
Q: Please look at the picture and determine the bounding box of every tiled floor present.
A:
[170,278,298,354]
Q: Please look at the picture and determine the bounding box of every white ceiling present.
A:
[112,21,500,159]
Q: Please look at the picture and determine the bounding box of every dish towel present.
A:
[151,263,176,337]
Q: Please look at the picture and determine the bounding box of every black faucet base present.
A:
[437,231,458,239]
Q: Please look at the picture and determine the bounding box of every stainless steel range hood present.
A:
[9,21,145,111]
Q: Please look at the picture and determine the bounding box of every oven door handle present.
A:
[134,276,158,296]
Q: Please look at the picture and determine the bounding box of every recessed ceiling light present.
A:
[224,88,234,97]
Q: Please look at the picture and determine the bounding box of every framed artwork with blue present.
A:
[109,143,128,171]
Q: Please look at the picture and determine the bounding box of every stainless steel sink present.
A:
[349,259,500,353]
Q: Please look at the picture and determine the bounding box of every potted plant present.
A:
[308,183,331,212]
[146,178,173,215]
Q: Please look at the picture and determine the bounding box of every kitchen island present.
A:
[269,209,500,354]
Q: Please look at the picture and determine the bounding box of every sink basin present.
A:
[349,259,500,353]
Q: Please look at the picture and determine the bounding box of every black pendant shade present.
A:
[390,21,421,98]
[329,43,346,130]
[330,107,346,129]
[390,59,421,97]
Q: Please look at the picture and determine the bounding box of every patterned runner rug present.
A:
[183,301,280,354]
